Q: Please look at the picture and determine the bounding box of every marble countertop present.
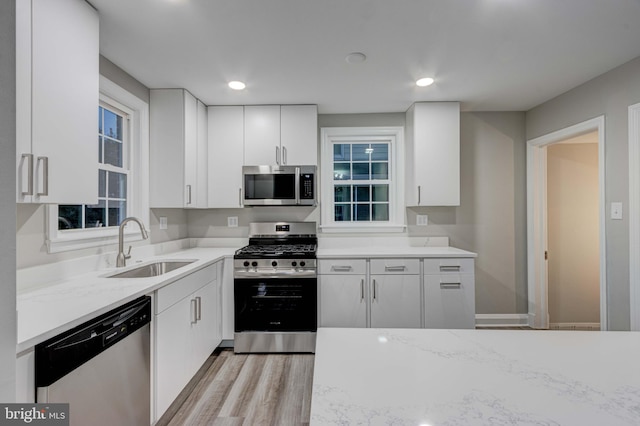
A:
[317,246,476,258]
[311,327,640,425]
[16,247,235,353]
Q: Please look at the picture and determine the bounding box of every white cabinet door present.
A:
[17,0,99,204]
[319,275,367,328]
[244,105,281,165]
[405,102,460,206]
[280,105,318,165]
[191,279,220,373]
[155,293,194,418]
[183,92,199,207]
[370,275,421,328]
[196,100,209,208]
[16,351,35,403]
[208,106,244,208]
[424,274,475,329]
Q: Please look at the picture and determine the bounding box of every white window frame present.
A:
[320,126,405,233]
[46,76,150,253]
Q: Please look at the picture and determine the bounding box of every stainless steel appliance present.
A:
[35,296,151,426]
[242,165,316,206]
[234,222,317,353]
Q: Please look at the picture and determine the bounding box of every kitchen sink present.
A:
[108,260,196,278]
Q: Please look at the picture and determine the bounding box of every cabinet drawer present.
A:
[156,263,217,314]
[423,258,474,275]
[370,258,420,275]
[318,259,366,275]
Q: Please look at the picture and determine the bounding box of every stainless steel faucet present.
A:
[116,217,149,267]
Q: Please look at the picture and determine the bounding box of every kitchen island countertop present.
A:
[311,327,640,425]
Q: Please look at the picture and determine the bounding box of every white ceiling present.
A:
[88,0,640,114]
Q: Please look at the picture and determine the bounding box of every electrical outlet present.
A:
[416,214,428,226]
[159,216,168,230]
[228,216,238,227]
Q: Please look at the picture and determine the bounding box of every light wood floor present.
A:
[156,349,314,426]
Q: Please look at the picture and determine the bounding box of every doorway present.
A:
[526,117,606,330]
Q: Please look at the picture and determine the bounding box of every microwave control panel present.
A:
[300,174,314,199]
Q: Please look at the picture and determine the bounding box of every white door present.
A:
[319,275,367,327]
[280,105,318,165]
[244,105,281,165]
[208,106,244,208]
[424,274,475,329]
[370,275,421,328]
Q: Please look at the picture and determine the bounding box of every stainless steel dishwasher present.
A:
[35,296,151,426]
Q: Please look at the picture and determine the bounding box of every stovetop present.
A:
[234,242,317,259]
[235,222,318,260]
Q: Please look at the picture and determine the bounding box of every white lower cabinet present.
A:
[154,263,221,421]
[370,274,421,328]
[16,351,35,403]
[319,274,367,327]
[423,258,476,329]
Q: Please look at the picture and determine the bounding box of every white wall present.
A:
[547,142,600,324]
[527,55,640,330]
[1,0,17,401]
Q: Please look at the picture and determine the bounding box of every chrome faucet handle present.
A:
[125,246,132,259]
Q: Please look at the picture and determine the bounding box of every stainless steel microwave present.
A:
[242,165,316,206]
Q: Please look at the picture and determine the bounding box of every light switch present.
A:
[228,216,238,227]
[611,202,623,220]
[159,216,168,230]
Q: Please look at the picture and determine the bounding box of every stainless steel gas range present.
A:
[233,222,317,353]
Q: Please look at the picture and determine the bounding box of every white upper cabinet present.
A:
[405,102,460,206]
[280,105,318,165]
[207,106,245,208]
[244,105,317,166]
[16,0,99,204]
[150,89,207,208]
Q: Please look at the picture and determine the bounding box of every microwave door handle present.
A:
[295,167,301,205]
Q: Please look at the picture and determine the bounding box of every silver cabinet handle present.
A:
[282,146,287,165]
[440,282,461,289]
[37,156,48,196]
[439,265,461,272]
[385,265,406,272]
[331,265,353,272]
[360,279,365,301]
[238,188,242,206]
[190,298,198,324]
[196,296,202,321]
[418,185,421,205]
[276,146,280,165]
[186,184,192,205]
[21,153,34,195]
[372,279,377,301]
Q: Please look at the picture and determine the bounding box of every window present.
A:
[46,76,150,253]
[320,127,405,232]
[58,103,129,230]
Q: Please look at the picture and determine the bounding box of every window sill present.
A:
[46,228,147,254]
[319,224,407,234]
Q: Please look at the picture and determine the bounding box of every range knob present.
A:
[271,261,278,267]
[251,261,258,267]
[300,261,306,267]
[243,261,250,267]
[291,261,297,267]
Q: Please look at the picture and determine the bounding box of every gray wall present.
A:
[99,55,149,103]
[1,0,17,401]
[527,55,640,330]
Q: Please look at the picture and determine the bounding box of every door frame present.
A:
[629,103,640,331]
[526,116,606,329]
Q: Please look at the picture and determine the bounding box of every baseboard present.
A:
[549,322,601,331]
[475,314,530,328]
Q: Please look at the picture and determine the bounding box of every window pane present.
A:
[98,108,103,134]
[58,205,82,230]
[335,204,351,221]
[103,109,123,140]
[352,163,370,180]
[99,169,106,197]
[371,162,388,179]
[372,184,389,202]
[355,185,370,202]
[352,144,369,161]
[108,200,126,227]
[108,171,127,198]
[85,201,106,228]
[372,204,389,221]
[333,163,351,180]
[370,144,389,161]
[334,185,351,202]
[355,203,370,221]
[104,137,123,167]
[98,136,103,164]
[333,144,350,161]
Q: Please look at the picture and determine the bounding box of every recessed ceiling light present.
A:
[228,81,246,90]
[416,77,435,87]
[345,52,367,63]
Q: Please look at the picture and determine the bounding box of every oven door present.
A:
[234,277,317,332]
